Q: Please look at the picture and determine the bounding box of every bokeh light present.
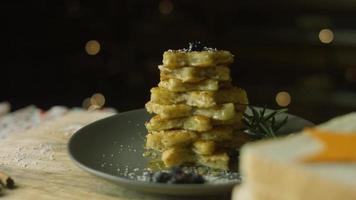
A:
[85,40,101,55]
[319,28,334,44]
[159,0,173,15]
[82,97,91,109]
[90,93,106,107]
[82,93,106,110]
[275,91,291,107]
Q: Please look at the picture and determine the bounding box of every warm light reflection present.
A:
[82,97,91,109]
[159,0,173,15]
[85,40,101,55]
[276,91,291,107]
[82,93,106,110]
[319,29,334,44]
[90,93,105,107]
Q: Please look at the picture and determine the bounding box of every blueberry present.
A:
[191,174,205,184]
[188,41,204,51]
[174,173,189,183]
[149,166,205,184]
[167,177,179,184]
[152,172,171,183]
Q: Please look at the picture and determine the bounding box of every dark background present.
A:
[1,0,356,123]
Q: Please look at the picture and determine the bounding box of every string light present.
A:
[82,93,106,110]
[159,0,173,15]
[82,97,91,109]
[319,29,334,44]
[275,91,291,107]
[85,40,101,55]
[90,93,106,107]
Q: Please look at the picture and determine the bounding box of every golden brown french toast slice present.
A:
[161,148,194,167]
[145,113,243,132]
[146,115,213,132]
[150,87,248,108]
[146,129,198,151]
[157,136,248,169]
[198,126,237,141]
[158,78,231,92]
[159,65,231,83]
[146,126,237,151]
[193,132,250,155]
[193,137,247,155]
[161,147,230,170]
[145,102,236,120]
[197,152,230,170]
[162,50,234,68]
[193,140,216,155]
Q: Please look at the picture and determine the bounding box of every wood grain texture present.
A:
[0,111,226,200]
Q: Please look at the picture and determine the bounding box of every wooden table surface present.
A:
[0,111,230,200]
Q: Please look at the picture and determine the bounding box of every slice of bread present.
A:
[159,65,231,83]
[145,102,237,120]
[146,115,213,132]
[193,140,216,155]
[150,87,248,108]
[162,50,234,68]
[197,152,230,170]
[145,113,243,132]
[158,78,231,92]
[161,147,230,170]
[233,112,356,200]
[162,148,194,167]
[146,126,237,151]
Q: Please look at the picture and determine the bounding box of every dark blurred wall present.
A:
[1,0,356,123]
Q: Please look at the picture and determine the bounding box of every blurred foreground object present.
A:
[0,102,11,117]
[233,112,356,200]
[0,103,116,139]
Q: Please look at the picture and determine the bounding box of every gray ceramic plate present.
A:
[68,108,313,196]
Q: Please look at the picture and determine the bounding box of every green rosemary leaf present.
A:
[257,122,269,136]
[276,108,289,114]
[267,124,276,138]
[271,116,276,127]
[243,113,254,120]
[259,106,266,121]
[250,106,260,119]
[273,116,289,132]
[243,105,289,139]
[263,110,278,121]
[264,108,288,121]
[242,118,252,127]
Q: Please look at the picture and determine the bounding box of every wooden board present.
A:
[0,111,227,200]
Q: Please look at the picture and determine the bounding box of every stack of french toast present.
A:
[145,43,248,170]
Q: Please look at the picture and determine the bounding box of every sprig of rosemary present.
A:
[243,105,289,139]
